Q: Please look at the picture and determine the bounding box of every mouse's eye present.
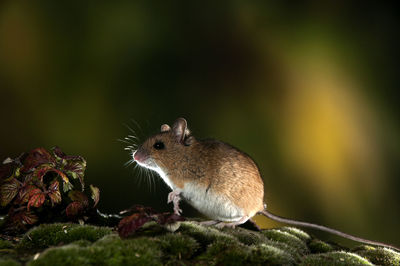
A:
[153,141,165,150]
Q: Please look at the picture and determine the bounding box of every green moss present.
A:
[133,221,170,237]
[93,235,163,265]
[354,246,400,266]
[28,234,163,266]
[177,222,235,246]
[223,227,268,245]
[197,238,250,265]
[0,258,21,266]
[158,233,199,260]
[69,240,92,247]
[279,227,311,242]
[308,239,336,253]
[250,244,296,265]
[262,229,309,255]
[0,240,13,250]
[27,244,92,266]
[300,251,373,265]
[17,223,112,252]
[3,221,400,265]
[0,239,17,263]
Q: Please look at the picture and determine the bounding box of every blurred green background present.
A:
[1,2,399,246]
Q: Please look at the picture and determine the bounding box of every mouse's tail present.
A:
[259,209,400,252]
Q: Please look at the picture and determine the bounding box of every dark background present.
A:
[1,2,399,246]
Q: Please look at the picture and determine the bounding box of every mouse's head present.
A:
[133,118,195,173]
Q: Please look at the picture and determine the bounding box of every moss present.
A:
[250,244,296,265]
[158,233,199,260]
[69,240,92,247]
[133,221,170,237]
[17,223,112,252]
[27,244,93,266]
[177,222,235,246]
[28,234,163,266]
[354,246,400,266]
[92,235,163,266]
[0,240,13,250]
[223,227,268,245]
[279,227,311,242]
[197,238,250,265]
[308,239,337,253]
[0,258,21,266]
[300,251,373,265]
[3,221,400,265]
[262,229,309,255]
[0,240,17,264]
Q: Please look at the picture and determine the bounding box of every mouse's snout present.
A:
[133,149,148,163]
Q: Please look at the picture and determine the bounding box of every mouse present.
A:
[130,117,399,251]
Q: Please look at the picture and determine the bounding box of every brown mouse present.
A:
[131,117,399,251]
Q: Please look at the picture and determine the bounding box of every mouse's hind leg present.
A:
[215,216,250,229]
[200,220,220,226]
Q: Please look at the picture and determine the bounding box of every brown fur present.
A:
[135,119,264,217]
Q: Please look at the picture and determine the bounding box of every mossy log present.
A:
[0,221,399,265]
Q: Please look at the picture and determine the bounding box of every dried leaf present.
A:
[118,213,152,238]
[125,205,157,215]
[66,201,84,217]
[33,165,53,181]
[21,211,38,225]
[0,160,16,182]
[64,159,86,188]
[0,179,19,206]
[117,205,185,238]
[17,185,37,204]
[27,189,45,210]
[153,213,185,225]
[51,169,69,184]
[52,146,66,159]
[63,181,74,193]
[21,148,55,173]
[52,146,84,161]
[47,180,61,206]
[68,190,89,207]
[89,184,100,207]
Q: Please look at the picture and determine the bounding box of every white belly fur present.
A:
[181,182,244,222]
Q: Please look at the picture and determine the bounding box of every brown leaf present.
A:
[118,213,152,238]
[52,146,66,159]
[33,165,54,181]
[27,189,45,210]
[53,169,69,183]
[66,201,84,217]
[68,190,89,207]
[47,180,61,206]
[153,213,185,225]
[34,166,70,185]
[10,210,39,228]
[64,159,86,188]
[21,148,55,173]
[0,160,17,182]
[21,211,39,225]
[17,185,37,204]
[0,178,19,206]
[89,185,100,207]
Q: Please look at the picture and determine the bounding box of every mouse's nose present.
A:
[133,150,145,162]
[133,151,139,161]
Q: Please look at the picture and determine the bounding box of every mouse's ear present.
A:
[172,118,188,144]
[161,124,171,132]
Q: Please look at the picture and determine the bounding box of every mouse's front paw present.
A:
[167,189,181,203]
[173,205,183,216]
[167,189,183,215]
